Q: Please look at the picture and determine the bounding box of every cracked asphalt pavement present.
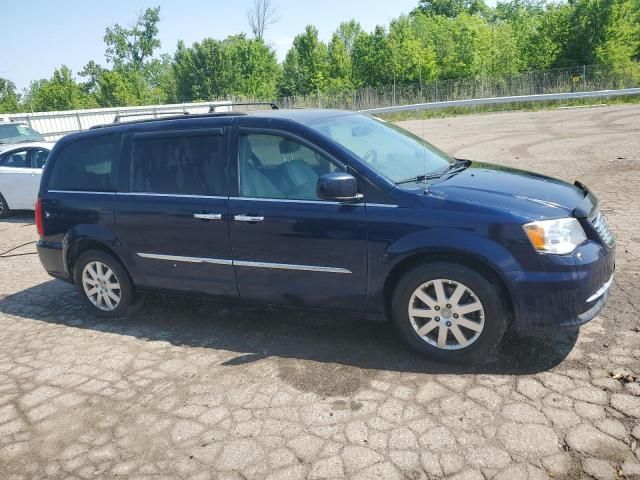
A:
[1,105,639,479]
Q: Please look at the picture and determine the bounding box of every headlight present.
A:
[523,218,586,255]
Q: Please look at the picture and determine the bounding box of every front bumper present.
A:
[511,240,615,331]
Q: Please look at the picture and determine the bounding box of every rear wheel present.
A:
[0,193,10,219]
[391,262,508,361]
[73,250,135,318]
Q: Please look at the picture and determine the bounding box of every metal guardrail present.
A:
[2,88,638,141]
[360,87,640,115]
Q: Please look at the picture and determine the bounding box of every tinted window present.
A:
[131,132,227,196]
[239,133,341,200]
[48,134,120,192]
[32,149,49,168]
[0,150,29,168]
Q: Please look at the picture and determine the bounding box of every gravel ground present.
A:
[0,105,639,479]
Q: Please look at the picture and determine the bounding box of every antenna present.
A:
[422,110,428,193]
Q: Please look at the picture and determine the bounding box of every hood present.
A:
[426,162,588,219]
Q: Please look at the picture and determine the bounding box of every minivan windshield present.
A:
[308,114,453,184]
[0,124,45,144]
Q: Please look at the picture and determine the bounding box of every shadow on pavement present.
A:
[0,279,578,376]
[0,212,35,224]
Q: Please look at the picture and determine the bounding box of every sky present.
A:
[3,0,497,92]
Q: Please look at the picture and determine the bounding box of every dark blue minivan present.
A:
[35,109,615,360]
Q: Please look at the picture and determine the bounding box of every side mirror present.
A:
[316,173,362,202]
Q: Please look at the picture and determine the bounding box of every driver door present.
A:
[228,128,367,310]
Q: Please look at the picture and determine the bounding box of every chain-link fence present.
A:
[3,63,638,140]
[275,64,640,111]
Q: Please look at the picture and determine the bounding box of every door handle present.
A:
[234,214,264,223]
[193,213,222,221]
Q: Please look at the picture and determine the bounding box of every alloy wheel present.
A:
[408,279,485,350]
[82,261,121,312]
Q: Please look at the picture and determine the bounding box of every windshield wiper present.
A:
[395,159,469,186]
[395,173,443,185]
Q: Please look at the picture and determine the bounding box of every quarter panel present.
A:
[0,168,38,209]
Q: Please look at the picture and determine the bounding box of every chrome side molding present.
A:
[137,253,351,274]
[137,253,233,266]
[234,260,351,274]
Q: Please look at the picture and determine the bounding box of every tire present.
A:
[391,262,508,361]
[73,249,135,318]
[0,193,10,219]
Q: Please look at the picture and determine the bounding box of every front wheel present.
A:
[73,250,135,318]
[0,193,10,219]
[391,262,508,361]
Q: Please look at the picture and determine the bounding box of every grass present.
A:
[377,95,640,122]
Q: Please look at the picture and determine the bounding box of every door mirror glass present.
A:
[316,173,360,201]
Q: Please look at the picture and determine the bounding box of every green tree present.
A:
[174,35,279,100]
[352,26,390,87]
[225,35,280,98]
[104,6,162,70]
[475,22,521,76]
[0,78,20,113]
[388,16,438,84]
[174,39,231,100]
[279,26,329,95]
[415,0,490,18]
[594,0,640,80]
[495,1,567,69]
[22,66,96,112]
[80,6,176,107]
[327,34,354,91]
[335,20,363,55]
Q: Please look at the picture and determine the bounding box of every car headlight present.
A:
[523,218,586,255]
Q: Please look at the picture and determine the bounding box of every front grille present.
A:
[591,212,615,247]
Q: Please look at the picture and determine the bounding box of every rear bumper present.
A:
[36,240,72,283]
[511,240,615,331]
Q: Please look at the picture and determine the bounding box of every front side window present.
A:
[0,149,29,168]
[308,114,453,184]
[131,133,227,196]
[239,133,342,200]
[48,134,120,192]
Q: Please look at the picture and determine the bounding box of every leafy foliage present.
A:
[0,78,20,113]
[174,35,279,100]
[2,0,639,113]
[104,7,162,69]
[22,66,97,112]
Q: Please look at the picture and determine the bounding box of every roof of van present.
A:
[89,109,357,132]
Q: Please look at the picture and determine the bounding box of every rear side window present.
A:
[131,131,227,196]
[48,134,120,192]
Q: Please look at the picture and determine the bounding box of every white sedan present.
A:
[0,142,54,218]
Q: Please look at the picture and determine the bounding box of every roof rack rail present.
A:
[209,102,278,113]
[90,111,247,130]
[113,111,191,123]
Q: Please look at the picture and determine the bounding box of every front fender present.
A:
[366,226,523,314]
[387,227,522,274]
